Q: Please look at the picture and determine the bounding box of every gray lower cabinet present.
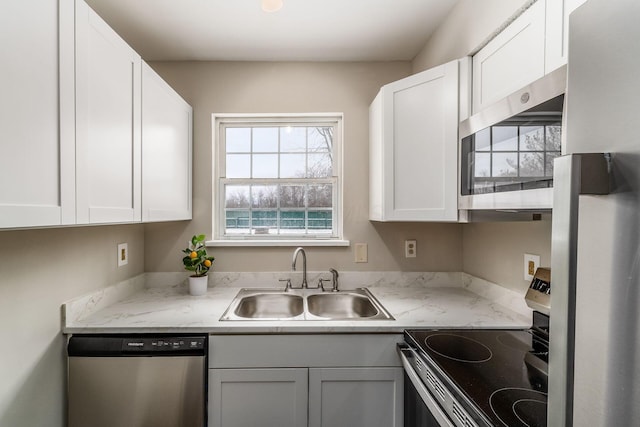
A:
[208,334,404,427]
[208,368,308,427]
[308,367,403,427]
[208,367,402,427]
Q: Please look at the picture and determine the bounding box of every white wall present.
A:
[144,61,463,274]
[0,225,144,427]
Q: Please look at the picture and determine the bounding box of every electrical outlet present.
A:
[523,253,540,281]
[405,240,417,258]
[354,243,368,263]
[118,243,128,267]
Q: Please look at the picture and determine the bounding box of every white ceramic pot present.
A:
[188,275,208,296]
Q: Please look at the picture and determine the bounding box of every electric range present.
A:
[400,269,551,427]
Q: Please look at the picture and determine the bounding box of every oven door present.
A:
[398,346,455,427]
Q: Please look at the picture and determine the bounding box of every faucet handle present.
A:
[317,278,331,292]
[279,278,292,292]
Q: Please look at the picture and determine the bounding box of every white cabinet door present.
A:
[208,368,308,427]
[0,0,74,228]
[74,0,141,224]
[472,0,545,113]
[308,367,403,427]
[141,62,192,222]
[369,60,459,222]
[545,0,589,73]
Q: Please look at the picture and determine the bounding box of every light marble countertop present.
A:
[62,272,532,334]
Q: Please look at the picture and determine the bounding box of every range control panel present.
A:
[525,267,551,315]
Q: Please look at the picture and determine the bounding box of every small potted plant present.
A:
[182,234,215,296]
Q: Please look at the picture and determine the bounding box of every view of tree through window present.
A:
[470,122,561,194]
[218,120,340,238]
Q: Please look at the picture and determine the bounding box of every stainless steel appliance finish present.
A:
[68,335,207,427]
[220,287,394,321]
[458,65,567,211]
[549,153,610,426]
[552,2,640,425]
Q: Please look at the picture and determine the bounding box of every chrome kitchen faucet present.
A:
[291,247,308,289]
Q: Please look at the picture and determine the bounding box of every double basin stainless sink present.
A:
[220,287,394,321]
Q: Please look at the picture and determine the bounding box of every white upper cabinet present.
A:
[73,0,142,224]
[370,60,459,222]
[472,0,545,113]
[0,0,74,228]
[545,0,589,73]
[141,62,192,222]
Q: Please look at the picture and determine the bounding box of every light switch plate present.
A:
[118,243,128,267]
[354,243,368,263]
[524,253,540,281]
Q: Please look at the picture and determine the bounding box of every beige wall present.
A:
[144,61,463,273]
[462,220,552,291]
[0,225,144,427]
[412,0,529,73]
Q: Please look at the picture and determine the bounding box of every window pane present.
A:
[252,154,278,178]
[546,125,562,151]
[519,153,545,177]
[280,211,305,231]
[492,153,517,177]
[225,185,250,208]
[520,126,545,151]
[307,153,332,178]
[251,210,277,232]
[280,185,305,208]
[492,126,518,151]
[280,127,306,152]
[546,152,560,177]
[308,210,332,231]
[226,154,251,178]
[308,184,333,208]
[474,153,491,178]
[475,128,491,151]
[280,153,306,178]
[308,127,332,152]
[225,209,250,231]
[251,185,277,208]
[253,127,278,152]
[226,128,251,152]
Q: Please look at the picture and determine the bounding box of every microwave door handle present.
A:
[398,346,455,427]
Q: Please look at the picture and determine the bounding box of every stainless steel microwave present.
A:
[459,65,566,211]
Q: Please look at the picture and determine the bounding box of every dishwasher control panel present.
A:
[122,337,205,352]
[68,335,207,357]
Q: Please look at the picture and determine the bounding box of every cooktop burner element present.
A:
[489,388,547,427]
[424,333,493,363]
[405,329,549,427]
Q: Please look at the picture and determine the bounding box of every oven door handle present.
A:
[398,345,456,427]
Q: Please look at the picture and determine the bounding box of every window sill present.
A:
[206,239,350,247]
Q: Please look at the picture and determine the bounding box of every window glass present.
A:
[216,117,341,240]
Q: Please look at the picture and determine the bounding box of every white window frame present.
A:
[208,113,348,247]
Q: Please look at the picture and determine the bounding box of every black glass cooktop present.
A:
[405,329,548,427]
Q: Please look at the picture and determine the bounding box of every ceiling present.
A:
[84,0,459,62]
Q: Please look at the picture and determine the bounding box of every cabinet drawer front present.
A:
[209,334,403,368]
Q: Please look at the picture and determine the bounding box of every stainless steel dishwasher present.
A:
[67,334,207,427]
